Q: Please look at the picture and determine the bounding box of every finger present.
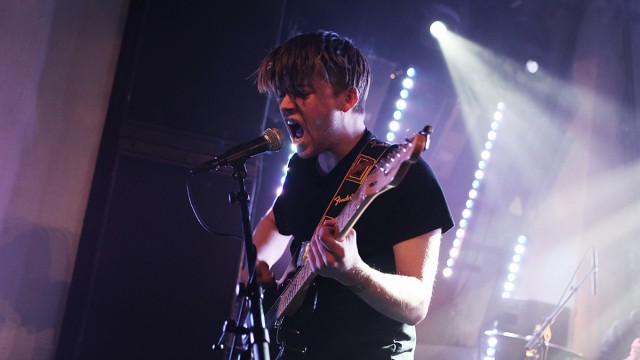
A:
[309,235,326,270]
[323,218,337,226]
[317,226,343,255]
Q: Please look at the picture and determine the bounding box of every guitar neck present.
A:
[335,188,377,239]
[268,186,372,325]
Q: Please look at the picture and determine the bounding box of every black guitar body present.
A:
[265,278,318,360]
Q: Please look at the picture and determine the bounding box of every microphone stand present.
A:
[523,259,597,360]
[213,160,270,360]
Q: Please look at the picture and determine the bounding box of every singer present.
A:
[250,30,454,359]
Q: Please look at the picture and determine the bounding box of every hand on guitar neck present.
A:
[307,218,367,289]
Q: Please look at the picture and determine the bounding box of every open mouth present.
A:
[286,119,305,140]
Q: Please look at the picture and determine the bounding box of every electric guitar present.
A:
[265,126,433,359]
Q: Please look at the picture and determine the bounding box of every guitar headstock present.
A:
[362,126,432,198]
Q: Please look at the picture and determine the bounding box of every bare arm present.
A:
[307,221,441,325]
[253,207,291,271]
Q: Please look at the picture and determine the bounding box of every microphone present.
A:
[191,128,285,174]
[591,245,598,296]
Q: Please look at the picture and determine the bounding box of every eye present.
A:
[296,86,312,99]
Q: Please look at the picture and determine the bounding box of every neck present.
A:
[317,127,366,176]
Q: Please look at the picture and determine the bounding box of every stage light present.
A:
[389,120,400,132]
[425,2,464,42]
[400,89,409,99]
[526,59,539,74]
[393,110,402,120]
[444,103,507,279]
[401,78,414,89]
[487,337,498,348]
[488,130,497,141]
[447,258,455,267]
[504,281,514,291]
[395,99,407,110]
[430,20,448,39]
[386,132,396,142]
[406,67,416,77]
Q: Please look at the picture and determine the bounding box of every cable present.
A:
[185,173,242,240]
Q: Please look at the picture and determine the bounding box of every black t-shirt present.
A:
[273,130,454,359]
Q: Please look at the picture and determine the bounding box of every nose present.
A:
[279,93,294,111]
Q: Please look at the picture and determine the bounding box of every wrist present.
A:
[343,262,373,293]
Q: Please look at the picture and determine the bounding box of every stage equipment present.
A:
[189,128,286,360]
[523,246,598,360]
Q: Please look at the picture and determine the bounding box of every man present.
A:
[252,30,453,359]
[600,309,640,360]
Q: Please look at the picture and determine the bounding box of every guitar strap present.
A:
[317,138,392,224]
[295,137,392,266]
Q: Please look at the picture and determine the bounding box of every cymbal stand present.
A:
[524,252,597,360]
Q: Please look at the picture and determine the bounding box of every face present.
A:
[278,76,349,159]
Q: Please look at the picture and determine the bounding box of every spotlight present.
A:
[526,59,539,74]
[430,21,448,39]
[425,3,464,41]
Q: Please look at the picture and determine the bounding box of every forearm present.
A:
[344,261,432,325]
[309,224,441,325]
[253,208,290,268]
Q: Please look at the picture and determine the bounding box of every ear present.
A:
[340,87,359,112]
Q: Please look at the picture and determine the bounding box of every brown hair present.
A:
[256,30,371,114]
